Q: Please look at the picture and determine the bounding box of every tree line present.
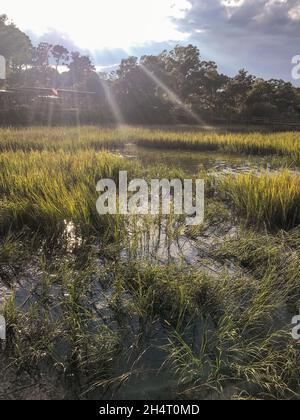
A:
[1,14,300,125]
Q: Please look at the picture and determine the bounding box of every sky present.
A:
[1,0,300,82]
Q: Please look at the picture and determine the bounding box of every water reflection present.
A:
[118,143,271,175]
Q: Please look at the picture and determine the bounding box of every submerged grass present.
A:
[2,243,299,399]
[0,126,300,400]
[99,257,300,400]
[2,258,121,399]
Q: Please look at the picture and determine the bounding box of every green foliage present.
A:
[0,14,32,68]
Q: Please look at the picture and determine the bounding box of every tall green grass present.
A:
[0,147,186,237]
[0,150,128,235]
[135,129,300,163]
[218,170,300,230]
[0,126,126,152]
[1,127,300,164]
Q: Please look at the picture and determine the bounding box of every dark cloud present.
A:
[27,29,88,54]
[172,0,300,83]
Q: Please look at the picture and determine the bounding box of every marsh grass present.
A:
[1,219,300,399]
[216,227,300,303]
[0,142,187,236]
[165,269,300,400]
[135,129,300,164]
[0,150,130,235]
[0,126,127,152]
[0,126,300,400]
[218,170,300,230]
[108,259,300,399]
[2,254,122,397]
[1,127,300,165]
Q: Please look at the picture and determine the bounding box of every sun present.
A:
[1,0,191,50]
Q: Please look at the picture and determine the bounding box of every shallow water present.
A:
[118,143,271,175]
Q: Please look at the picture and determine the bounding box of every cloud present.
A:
[21,1,300,82]
[172,0,300,82]
[29,30,179,72]
[27,29,89,55]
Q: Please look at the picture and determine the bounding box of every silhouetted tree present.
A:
[0,14,32,82]
[1,16,300,125]
[68,52,96,89]
[51,45,69,71]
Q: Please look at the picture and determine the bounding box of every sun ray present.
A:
[139,63,204,125]
[99,78,125,126]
